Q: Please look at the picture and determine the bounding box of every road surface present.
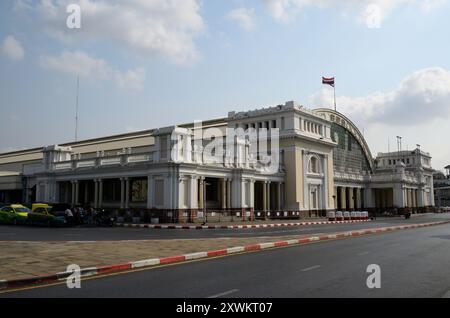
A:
[0,214,447,241]
[2,217,450,298]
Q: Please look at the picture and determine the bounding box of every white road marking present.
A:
[207,289,239,299]
[301,265,321,272]
[358,251,370,256]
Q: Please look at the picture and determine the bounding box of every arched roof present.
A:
[314,108,375,172]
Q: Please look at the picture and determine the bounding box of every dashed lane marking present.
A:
[207,289,239,298]
[301,265,321,272]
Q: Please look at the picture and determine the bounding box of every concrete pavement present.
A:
[2,218,450,297]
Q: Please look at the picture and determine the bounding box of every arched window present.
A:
[309,156,319,173]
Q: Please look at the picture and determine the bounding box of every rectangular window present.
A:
[131,179,148,202]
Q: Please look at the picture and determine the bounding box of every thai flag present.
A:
[322,77,335,87]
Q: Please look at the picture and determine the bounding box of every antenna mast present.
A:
[75,75,79,142]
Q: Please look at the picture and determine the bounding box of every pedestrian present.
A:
[73,207,81,225]
[65,208,74,226]
[88,207,95,225]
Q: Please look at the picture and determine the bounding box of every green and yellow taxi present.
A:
[0,204,31,225]
[27,203,67,227]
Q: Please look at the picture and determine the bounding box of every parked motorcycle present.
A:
[94,209,116,227]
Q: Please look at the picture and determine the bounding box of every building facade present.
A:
[433,166,450,208]
[0,101,435,222]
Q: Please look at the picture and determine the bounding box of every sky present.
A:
[1,0,450,171]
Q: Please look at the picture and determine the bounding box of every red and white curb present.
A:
[116,219,370,230]
[1,220,449,291]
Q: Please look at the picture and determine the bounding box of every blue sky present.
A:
[1,0,450,170]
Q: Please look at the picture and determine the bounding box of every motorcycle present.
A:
[94,209,117,227]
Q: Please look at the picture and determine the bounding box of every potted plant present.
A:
[117,209,126,223]
[124,210,132,223]
[132,210,141,224]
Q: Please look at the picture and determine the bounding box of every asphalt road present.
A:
[3,218,450,298]
[0,214,448,241]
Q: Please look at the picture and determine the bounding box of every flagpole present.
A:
[333,78,337,112]
[75,75,79,142]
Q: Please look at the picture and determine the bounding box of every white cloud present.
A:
[228,7,256,31]
[1,35,25,61]
[310,67,450,170]
[40,50,146,90]
[16,0,205,65]
[115,68,146,91]
[40,50,110,79]
[263,0,447,24]
[310,67,450,126]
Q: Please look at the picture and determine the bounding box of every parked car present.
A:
[27,203,67,227]
[0,204,31,225]
[49,203,73,227]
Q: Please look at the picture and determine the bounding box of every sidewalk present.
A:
[0,234,317,281]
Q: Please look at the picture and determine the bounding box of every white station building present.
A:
[0,101,435,222]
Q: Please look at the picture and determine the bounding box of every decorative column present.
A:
[263,181,267,211]
[199,177,204,209]
[340,187,347,211]
[250,179,255,209]
[71,181,76,207]
[226,179,231,209]
[84,182,88,205]
[75,181,80,205]
[348,187,354,210]
[125,178,130,209]
[94,179,99,208]
[221,178,226,209]
[277,182,282,210]
[120,178,125,209]
[147,175,154,209]
[98,179,103,208]
[407,189,411,207]
[267,181,271,211]
[356,188,362,210]
[188,176,196,209]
